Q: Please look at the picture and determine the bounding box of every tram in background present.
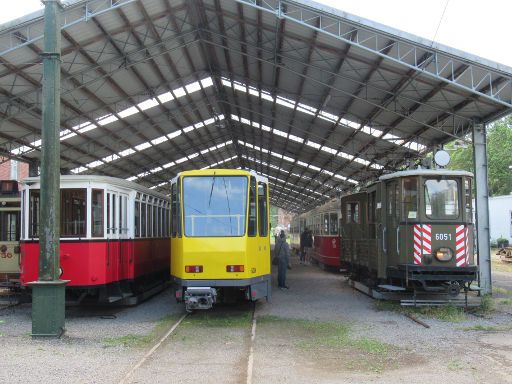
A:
[170,169,271,311]
[340,169,478,296]
[0,180,21,288]
[289,199,342,269]
[20,175,170,304]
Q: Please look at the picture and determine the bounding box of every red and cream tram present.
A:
[20,175,170,304]
[290,199,342,269]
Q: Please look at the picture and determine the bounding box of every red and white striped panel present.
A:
[422,224,432,255]
[455,225,467,267]
[413,224,422,265]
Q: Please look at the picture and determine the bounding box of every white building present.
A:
[488,195,512,244]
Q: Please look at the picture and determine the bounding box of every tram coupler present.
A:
[184,287,217,312]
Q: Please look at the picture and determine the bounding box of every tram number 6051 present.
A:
[435,233,452,241]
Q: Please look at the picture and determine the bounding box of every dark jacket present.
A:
[275,237,290,261]
[301,230,313,248]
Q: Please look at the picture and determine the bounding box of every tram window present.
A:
[153,204,157,238]
[21,190,25,239]
[465,178,472,219]
[112,195,116,234]
[91,189,104,237]
[402,177,418,220]
[323,213,329,234]
[248,177,257,236]
[183,176,247,237]
[387,188,393,216]
[329,213,338,235]
[135,201,140,238]
[424,179,459,219]
[177,179,182,237]
[141,202,147,237]
[165,206,170,237]
[395,184,400,219]
[118,196,122,235]
[61,189,86,237]
[258,183,268,237]
[368,191,376,223]
[171,184,177,237]
[122,196,128,236]
[29,190,40,237]
[0,180,17,194]
[107,193,111,235]
[0,211,19,241]
[346,202,359,223]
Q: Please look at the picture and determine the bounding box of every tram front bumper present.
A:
[183,287,217,312]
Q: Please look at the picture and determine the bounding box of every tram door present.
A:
[385,181,400,266]
[106,191,129,282]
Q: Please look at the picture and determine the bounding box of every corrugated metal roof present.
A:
[0,0,511,212]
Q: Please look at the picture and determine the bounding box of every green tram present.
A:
[0,180,21,288]
[340,169,478,296]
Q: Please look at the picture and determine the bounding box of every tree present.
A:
[447,116,512,196]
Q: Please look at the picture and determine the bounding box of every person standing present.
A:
[276,230,290,289]
[303,228,313,265]
[299,227,308,264]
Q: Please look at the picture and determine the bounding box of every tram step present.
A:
[468,285,482,291]
[377,284,406,291]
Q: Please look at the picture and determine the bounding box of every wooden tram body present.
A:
[0,180,21,287]
[20,175,170,304]
[340,169,478,295]
[170,169,271,311]
[290,199,341,269]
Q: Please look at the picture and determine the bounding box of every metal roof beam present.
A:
[236,0,512,108]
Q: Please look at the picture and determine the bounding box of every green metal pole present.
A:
[30,0,68,338]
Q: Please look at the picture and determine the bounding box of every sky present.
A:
[0,0,511,68]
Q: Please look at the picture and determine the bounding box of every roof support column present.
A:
[472,122,491,296]
[29,0,68,338]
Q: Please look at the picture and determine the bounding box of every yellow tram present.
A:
[170,169,271,311]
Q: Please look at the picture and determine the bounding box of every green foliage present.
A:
[478,294,496,314]
[447,116,512,196]
[258,315,391,355]
[103,334,153,348]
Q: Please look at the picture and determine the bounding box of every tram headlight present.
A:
[435,247,453,262]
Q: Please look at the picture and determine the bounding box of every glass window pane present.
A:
[107,193,110,235]
[61,189,87,237]
[465,178,472,220]
[323,213,329,234]
[258,183,268,237]
[183,176,248,237]
[424,179,459,219]
[248,177,257,236]
[135,201,140,238]
[171,184,177,237]
[402,177,418,220]
[329,213,338,235]
[29,190,40,238]
[91,189,104,237]
[141,202,147,237]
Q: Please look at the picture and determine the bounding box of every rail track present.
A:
[118,303,259,384]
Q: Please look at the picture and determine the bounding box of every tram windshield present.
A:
[183,176,248,237]
[424,179,459,219]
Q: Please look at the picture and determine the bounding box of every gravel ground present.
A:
[1,256,512,384]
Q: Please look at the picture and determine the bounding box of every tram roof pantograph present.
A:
[0,0,511,212]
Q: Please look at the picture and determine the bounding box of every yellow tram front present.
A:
[170,169,271,311]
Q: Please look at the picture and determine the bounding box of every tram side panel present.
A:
[19,175,171,303]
